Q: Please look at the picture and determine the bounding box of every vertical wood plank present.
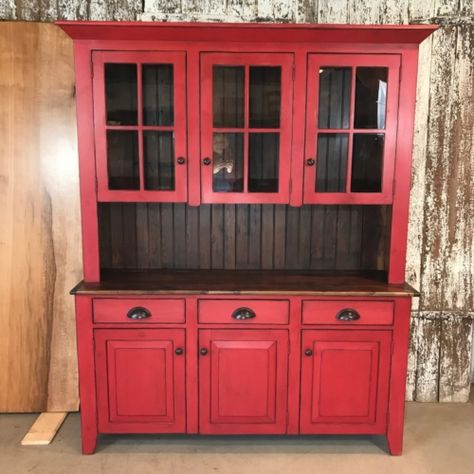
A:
[260,205,274,269]
[211,204,224,268]
[236,204,250,268]
[185,205,199,268]
[173,203,186,268]
[136,203,150,269]
[160,203,174,268]
[223,204,236,269]
[198,204,211,269]
[248,204,261,267]
[147,203,162,268]
[439,313,473,402]
[415,312,441,402]
[0,23,80,412]
[273,205,286,269]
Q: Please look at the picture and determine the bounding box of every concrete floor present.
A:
[1,394,473,474]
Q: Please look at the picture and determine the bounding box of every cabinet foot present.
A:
[82,434,98,454]
[386,431,403,456]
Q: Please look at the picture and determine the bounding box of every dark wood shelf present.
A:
[71,269,419,296]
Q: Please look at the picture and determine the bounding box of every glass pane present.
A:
[213,66,244,128]
[354,67,388,129]
[107,131,139,190]
[249,66,281,128]
[315,133,349,192]
[105,64,137,125]
[351,133,384,192]
[143,64,174,126]
[318,67,351,129]
[248,133,279,192]
[144,131,175,191]
[212,133,244,192]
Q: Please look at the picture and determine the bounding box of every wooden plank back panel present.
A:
[0,23,81,412]
[98,203,391,272]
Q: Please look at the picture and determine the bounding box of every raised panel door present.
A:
[95,329,186,433]
[199,329,289,434]
[300,330,391,434]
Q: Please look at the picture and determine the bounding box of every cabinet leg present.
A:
[386,428,403,456]
[81,428,98,455]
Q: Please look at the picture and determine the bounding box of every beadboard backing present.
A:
[98,204,391,272]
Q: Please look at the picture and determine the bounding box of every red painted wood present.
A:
[74,43,100,282]
[75,296,97,454]
[92,51,187,202]
[302,300,394,325]
[95,328,186,433]
[388,50,419,284]
[303,54,400,205]
[57,21,437,45]
[186,48,202,206]
[93,298,185,323]
[387,297,412,455]
[185,296,199,433]
[287,297,302,434]
[300,330,391,434]
[289,50,307,207]
[199,329,288,434]
[198,299,289,324]
[200,53,293,204]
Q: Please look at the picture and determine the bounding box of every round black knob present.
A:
[175,348,184,356]
[203,157,211,166]
[177,157,186,165]
[200,348,208,356]
[305,349,313,357]
[306,158,316,166]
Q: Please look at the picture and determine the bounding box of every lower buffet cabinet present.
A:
[76,295,411,455]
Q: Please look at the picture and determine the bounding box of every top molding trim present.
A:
[56,21,437,44]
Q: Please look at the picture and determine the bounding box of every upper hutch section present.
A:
[59,21,435,208]
[58,21,436,284]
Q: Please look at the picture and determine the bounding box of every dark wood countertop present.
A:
[71,270,419,297]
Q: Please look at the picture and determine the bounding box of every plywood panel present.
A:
[0,22,81,412]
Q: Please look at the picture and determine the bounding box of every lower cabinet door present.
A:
[199,329,289,434]
[95,329,186,433]
[300,330,391,434]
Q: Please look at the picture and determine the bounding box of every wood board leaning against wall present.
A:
[0,22,81,412]
[0,0,473,411]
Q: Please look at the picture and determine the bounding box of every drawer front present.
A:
[302,300,393,325]
[93,299,185,324]
[198,300,289,324]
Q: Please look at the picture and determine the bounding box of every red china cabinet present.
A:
[58,21,436,455]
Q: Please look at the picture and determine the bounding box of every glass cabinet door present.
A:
[303,54,400,204]
[200,53,293,204]
[93,51,187,201]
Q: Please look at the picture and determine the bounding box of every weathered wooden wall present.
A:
[0,22,81,412]
[0,0,472,406]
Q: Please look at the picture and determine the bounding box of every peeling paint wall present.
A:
[1,0,473,402]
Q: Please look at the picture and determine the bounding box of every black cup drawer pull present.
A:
[127,306,152,320]
[336,308,360,322]
[231,307,256,320]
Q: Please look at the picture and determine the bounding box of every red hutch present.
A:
[58,21,436,455]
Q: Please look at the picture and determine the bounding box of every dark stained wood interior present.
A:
[98,203,391,272]
[72,269,417,296]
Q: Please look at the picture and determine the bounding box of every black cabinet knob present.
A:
[126,306,151,320]
[306,158,316,166]
[305,349,313,357]
[177,157,186,165]
[175,348,184,356]
[336,308,361,322]
[202,157,211,166]
[200,348,208,356]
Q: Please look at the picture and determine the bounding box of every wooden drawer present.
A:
[302,300,393,325]
[198,300,289,324]
[93,299,185,324]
